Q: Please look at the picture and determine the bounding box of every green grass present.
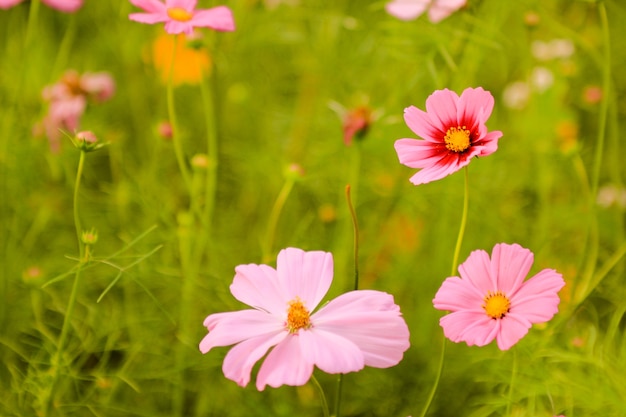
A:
[1,0,626,416]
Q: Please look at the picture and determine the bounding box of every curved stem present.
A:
[167,36,192,192]
[419,167,469,417]
[345,185,360,291]
[262,177,295,263]
[450,167,470,276]
[576,1,610,303]
[311,375,330,417]
[42,150,88,416]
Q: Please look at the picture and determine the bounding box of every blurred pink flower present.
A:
[199,248,410,391]
[386,0,466,23]
[36,70,115,152]
[433,243,565,351]
[129,0,235,35]
[0,0,83,12]
[394,87,502,185]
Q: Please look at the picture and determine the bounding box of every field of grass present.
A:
[1,0,626,416]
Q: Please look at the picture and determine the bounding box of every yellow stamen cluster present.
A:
[286,298,311,333]
[167,7,193,22]
[444,126,471,153]
[483,291,511,319]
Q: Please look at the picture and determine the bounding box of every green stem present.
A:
[51,13,77,78]
[42,150,88,416]
[450,167,470,276]
[262,177,295,263]
[505,348,517,417]
[167,36,192,193]
[419,167,469,417]
[576,1,610,303]
[311,375,331,417]
[73,151,86,257]
[25,0,41,48]
[345,185,359,291]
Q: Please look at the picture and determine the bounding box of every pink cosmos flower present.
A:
[433,243,565,351]
[394,87,502,185]
[386,0,466,23]
[35,70,115,152]
[199,248,410,391]
[0,0,83,12]
[128,0,235,35]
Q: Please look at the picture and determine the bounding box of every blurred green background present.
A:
[1,0,625,416]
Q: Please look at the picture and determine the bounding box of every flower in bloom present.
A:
[433,243,565,351]
[386,0,466,23]
[394,87,502,185]
[35,70,115,152]
[0,0,83,12]
[199,248,410,390]
[129,0,235,35]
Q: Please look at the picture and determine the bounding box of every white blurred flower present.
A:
[597,184,626,209]
[531,67,554,93]
[502,81,530,110]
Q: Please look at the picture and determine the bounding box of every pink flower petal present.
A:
[385,0,429,21]
[312,290,410,368]
[439,310,499,347]
[490,243,534,294]
[166,0,196,8]
[458,249,496,293]
[229,263,288,317]
[129,12,168,24]
[192,6,236,32]
[403,105,445,142]
[41,0,83,12]
[222,331,287,388]
[510,269,565,323]
[299,329,364,374]
[425,88,459,129]
[433,276,484,311]
[256,335,314,390]
[0,0,23,8]
[428,0,466,23]
[277,248,333,311]
[496,314,532,350]
[199,309,285,353]
[407,152,465,185]
[164,20,193,34]
[456,87,493,130]
[473,130,502,156]
[394,139,445,169]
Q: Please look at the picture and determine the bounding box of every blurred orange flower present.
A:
[151,33,212,85]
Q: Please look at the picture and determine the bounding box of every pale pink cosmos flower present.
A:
[386,0,466,23]
[0,0,83,12]
[35,70,115,152]
[433,243,565,351]
[394,87,502,185]
[199,248,410,391]
[129,0,235,35]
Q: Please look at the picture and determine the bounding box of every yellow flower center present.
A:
[444,126,471,152]
[286,297,311,333]
[483,291,511,319]
[167,7,193,22]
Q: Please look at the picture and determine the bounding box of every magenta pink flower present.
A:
[386,0,466,23]
[199,248,410,391]
[129,0,235,35]
[433,243,565,351]
[0,0,83,12]
[394,87,502,185]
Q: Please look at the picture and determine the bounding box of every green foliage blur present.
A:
[1,0,625,416]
